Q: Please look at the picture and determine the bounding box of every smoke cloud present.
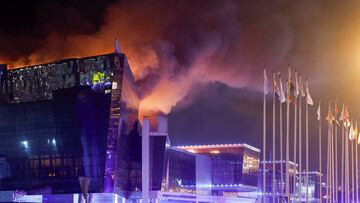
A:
[0,0,330,115]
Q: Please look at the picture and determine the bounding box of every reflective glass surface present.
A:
[0,53,140,195]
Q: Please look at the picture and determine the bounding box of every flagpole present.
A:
[272,72,276,203]
[329,117,333,202]
[278,73,285,202]
[305,80,309,203]
[341,117,345,202]
[334,102,338,203]
[329,109,333,203]
[286,70,290,202]
[280,98,284,202]
[293,91,298,201]
[345,124,347,203]
[351,123,355,203]
[319,101,323,203]
[306,98,310,203]
[348,120,351,203]
[352,137,355,203]
[331,120,335,202]
[346,125,350,203]
[356,123,358,203]
[326,102,331,203]
[326,118,330,203]
[263,69,267,202]
[298,74,303,202]
[335,121,338,202]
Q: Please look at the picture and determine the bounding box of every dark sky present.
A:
[1,0,360,170]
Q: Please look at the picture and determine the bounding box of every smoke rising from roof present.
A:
[1,0,350,116]
[1,0,278,115]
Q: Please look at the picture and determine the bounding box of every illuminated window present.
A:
[51,138,56,147]
[21,140,29,150]
[242,154,259,174]
[210,150,220,154]
[112,82,118,89]
[92,72,105,84]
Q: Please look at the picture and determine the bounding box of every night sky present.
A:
[1,0,360,170]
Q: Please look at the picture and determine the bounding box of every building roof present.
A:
[0,52,139,104]
[175,143,260,153]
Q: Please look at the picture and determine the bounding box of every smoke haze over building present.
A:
[2,0,360,170]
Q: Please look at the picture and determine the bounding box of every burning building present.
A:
[0,49,260,202]
[0,51,141,198]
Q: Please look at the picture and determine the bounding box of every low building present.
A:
[258,160,298,202]
[176,143,260,199]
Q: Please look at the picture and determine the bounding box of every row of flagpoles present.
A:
[263,67,314,203]
[262,67,360,203]
[324,102,360,203]
[322,102,360,203]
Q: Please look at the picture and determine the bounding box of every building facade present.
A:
[131,116,260,202]
[0,52,140,196]
[176,144,260,199]
[0,51,261,203]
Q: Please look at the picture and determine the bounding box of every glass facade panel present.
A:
[178,145,260,188]
[150,136,167,191]
[212,154,243,185]
[0,53,140,194]
[0,87,110,193]
[166,149,196,194]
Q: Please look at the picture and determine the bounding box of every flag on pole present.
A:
[349,121,355,140]
[264,68,269,95]
[287,68,296,103]
[334,102,339,115]
[339,104,345,122]
[305,80,314,105]
[295,71,299,97]
[344,106,350,128]
[299,74,306,97]
[326,103,334,125]
[334,101,340,125]
[317,102,321,121]
[272,71,279,95]
[354,122,358,140]
[278,74,286,103]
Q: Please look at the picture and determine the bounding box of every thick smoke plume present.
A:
[0,0,296,116]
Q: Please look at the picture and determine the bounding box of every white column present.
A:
[142,119,150,203]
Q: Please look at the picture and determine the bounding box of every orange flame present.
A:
[1,1,254,118]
